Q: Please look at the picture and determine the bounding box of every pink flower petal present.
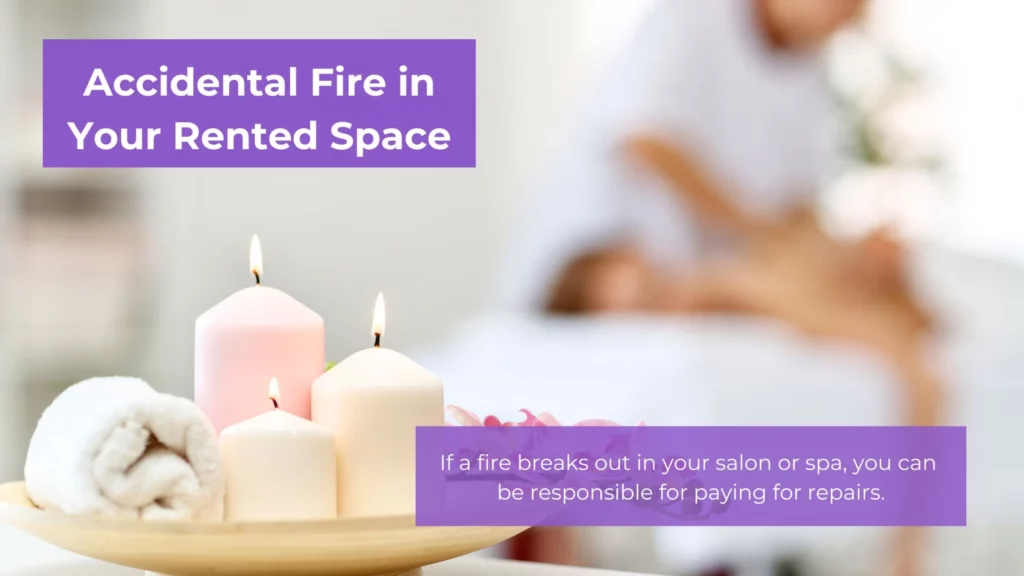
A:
[537,412,561,426]
[450,406,639,428]
[517,409,545,427]
[445,405,484,427]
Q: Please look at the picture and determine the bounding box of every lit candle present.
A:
[220,378,337,521]
[195,235,324,433]
[312,293,444,518]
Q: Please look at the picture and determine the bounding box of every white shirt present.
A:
[500,0,837,312]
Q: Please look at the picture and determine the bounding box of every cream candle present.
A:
[312,293,444,518]
[195,235,324,433]
[220,378,337,521]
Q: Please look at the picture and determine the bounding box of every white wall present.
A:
[135,0,584,396]
[931,0,1024,262]
[0,1,25,481]
[851,0,1024,264]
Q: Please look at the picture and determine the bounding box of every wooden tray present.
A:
[0,482,526,576]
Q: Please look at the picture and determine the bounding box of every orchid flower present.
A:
[445,405,644,427]
[444,405,650,489]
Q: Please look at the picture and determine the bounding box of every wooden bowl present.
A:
[0,482,526,576]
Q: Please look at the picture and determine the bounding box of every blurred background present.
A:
[1,0,1022,575]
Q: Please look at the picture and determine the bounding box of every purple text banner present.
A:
[416,426,967,527]
[42,39,476,167]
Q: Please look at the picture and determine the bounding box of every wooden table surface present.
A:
[0,525,656,576]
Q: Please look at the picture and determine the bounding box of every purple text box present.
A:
[43,39,475,167]
[415,426,967,527]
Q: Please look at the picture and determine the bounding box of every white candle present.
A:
[312,293,444,518]
[220,378,337,521]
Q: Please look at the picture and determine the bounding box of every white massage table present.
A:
[415,245,1024,575]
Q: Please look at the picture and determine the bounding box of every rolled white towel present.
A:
[25,377,225,521]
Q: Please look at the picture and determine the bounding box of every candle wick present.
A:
[374,333,381,348]
[271,397,279,409]
[253,271,261,285]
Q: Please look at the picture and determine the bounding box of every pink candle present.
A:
[195,235,324,433]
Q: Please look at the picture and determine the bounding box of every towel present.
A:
[25,377,225,521]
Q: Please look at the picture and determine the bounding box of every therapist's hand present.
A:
[690,207,930,358]
[700,259,922,353]
[625,134,771,237]
[745,206,933,334]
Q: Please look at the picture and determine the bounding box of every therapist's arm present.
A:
[624,134,770,238]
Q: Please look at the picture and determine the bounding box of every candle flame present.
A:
[250,235,263,282]
[372,292,385,337]
[268,377,281,407]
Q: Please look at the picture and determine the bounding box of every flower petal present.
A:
[537,412,561,426]
[518,409,545,427]
[449,405,643,429]
[445,405,484,427]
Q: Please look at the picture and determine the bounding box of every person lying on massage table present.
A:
[539,208,941,576]
[502,1,942,574]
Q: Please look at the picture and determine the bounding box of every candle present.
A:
[220,378,337,521]
[195,235,324,433]
[312,293,444,518]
